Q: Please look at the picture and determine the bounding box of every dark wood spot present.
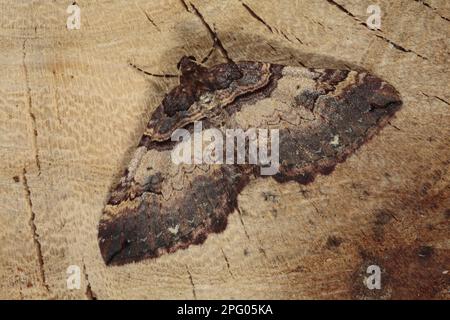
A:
[417,245,434,260]
[326,235,343,249]
[444,209,450,219]
[372,210,394,242]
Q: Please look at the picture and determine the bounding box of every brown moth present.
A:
[98,56,402,265]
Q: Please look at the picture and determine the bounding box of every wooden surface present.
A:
[0,0,449,299]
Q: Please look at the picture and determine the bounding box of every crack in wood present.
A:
[83,263,97,300]
[325,0,358,19]
[22,39,41,174]
[241,2,273,33]
[137,5,161,31]
[434,96,450,106]
[295,36,304,44]
[374,34,428,61]
[221,248,234,277]
[185,266,197,299]
[324,0,429,61]
[414,0,450,22]
[178,0,190,12]
[387,121,401,131]
[236,207,251,240]
[421,91,450,106]
[189,3,233,63]
[22,167,49,292]
[241,1,299,44]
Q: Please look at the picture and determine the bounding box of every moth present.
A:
[98,56,402,265]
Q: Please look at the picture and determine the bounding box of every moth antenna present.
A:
[128,62,178,78]
[192,59,210,68]
[200,46,215,64]
[200,32,221,64]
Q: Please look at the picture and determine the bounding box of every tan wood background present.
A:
[0,0,449,299]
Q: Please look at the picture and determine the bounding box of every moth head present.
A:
[177,56,204,75]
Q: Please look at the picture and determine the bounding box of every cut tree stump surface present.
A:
[0,0,448,299]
